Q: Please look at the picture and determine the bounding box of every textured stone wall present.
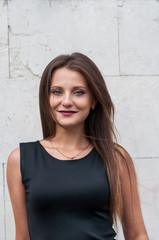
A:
[1,0,159,239]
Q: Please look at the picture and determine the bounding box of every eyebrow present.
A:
[50,86,87,89]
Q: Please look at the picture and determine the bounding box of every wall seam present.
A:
[104,74,159,77]
[117,1,121,76]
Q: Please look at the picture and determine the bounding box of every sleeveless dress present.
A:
[20,140,116,240]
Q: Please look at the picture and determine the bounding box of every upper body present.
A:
[7,53,149,240]
[14,139,116,239]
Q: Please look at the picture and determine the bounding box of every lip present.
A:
[58,110,78,113]
[59,111,77,116]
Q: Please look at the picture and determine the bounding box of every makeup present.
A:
[59,112,77,116]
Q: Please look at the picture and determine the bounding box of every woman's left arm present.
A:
[117,146,149,240]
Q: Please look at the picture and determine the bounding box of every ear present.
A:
[91,99,97,110]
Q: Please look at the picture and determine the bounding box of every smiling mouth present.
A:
[59,111,77,116]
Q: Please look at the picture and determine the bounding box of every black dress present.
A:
[20,140,116,240]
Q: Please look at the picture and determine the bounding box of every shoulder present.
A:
[7,147,21,184]
[7,147,21,176]
[6,142,34,172]
[7,147,20,167]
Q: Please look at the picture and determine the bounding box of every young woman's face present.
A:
[49,67,95,130]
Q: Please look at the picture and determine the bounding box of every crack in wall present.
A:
[9,54,41,78]
[8,25,39,37]
[25,65,41,78]
[7,25,41,78]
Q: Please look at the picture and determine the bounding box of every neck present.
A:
[51,125,89,149]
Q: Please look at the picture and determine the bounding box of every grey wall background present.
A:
[0,0,159,239]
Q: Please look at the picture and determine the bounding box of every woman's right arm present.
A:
[6,147,30,240]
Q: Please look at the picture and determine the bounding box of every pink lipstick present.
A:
[58,111,77,116]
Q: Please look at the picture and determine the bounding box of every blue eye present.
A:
[51,90,85,96]
[51,90,62,95]
[74,90,85,95]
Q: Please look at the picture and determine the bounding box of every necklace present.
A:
[49,140,90,159]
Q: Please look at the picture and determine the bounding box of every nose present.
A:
[62,92,73,107]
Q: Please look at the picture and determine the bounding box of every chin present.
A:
[57,120,84,128]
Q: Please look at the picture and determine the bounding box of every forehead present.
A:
[51,67,88,87]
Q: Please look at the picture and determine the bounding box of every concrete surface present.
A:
[1,0,159,239]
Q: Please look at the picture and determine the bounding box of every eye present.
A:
[74,90,85,95]
[51,90,62,95]
[51,90,85,96]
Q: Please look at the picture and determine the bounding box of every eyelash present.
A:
[51,90,85,96]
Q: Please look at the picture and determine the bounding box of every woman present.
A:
[7,53,149,240]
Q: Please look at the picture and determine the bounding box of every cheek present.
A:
[77,96,92,106]
[49,97,59,107]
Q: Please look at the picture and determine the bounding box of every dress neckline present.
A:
[36,140,96,165]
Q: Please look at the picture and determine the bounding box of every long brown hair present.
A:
[39,52,136,226]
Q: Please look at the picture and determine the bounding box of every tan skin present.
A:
[7,68,149,239]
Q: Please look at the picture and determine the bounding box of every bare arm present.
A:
[6,147,30,240]
[117,145,149,240]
